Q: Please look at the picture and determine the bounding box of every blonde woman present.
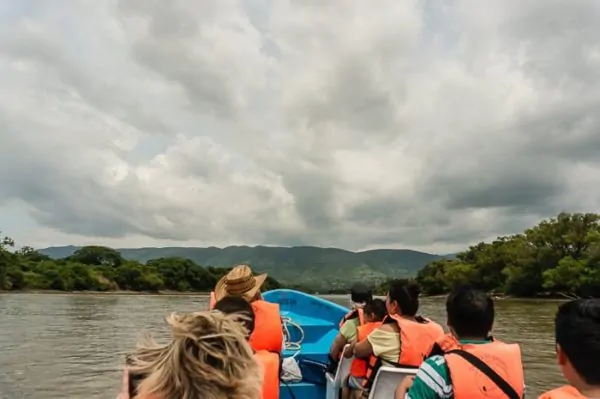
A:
[117,310,262,399]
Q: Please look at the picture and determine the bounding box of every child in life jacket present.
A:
[341,298,387,399]
[538,298,600,399]
[329,283,374,373]
[396,287,525,399]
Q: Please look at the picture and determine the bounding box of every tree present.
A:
[417,213,600,298]
[68,246,123,267]
[0,233,287,293]
[0,233,16,289]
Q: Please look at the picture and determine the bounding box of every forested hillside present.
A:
[39,245,443,290]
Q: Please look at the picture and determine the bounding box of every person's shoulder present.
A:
[408,356,453,399]
[536,385,582,399]
[340,318,359,338]
[421,355,449,372]
[378,322,399,333]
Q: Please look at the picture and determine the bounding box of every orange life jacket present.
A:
[437,333,525,399]
[255,350,281,399]
[339,307,365,328]
[249,300,284,353]
[362,314,444,390]
[538,386,589,399]
[349,321,383,377]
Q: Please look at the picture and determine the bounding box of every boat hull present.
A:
[263,289,349,399]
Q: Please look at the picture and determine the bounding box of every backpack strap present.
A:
[447,349,520,399]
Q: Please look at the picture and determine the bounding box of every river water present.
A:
[0,293,565,398]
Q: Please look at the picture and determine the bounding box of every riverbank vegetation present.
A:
[3,212,599,298]
[416,213,600,298]
[0,241,288,293]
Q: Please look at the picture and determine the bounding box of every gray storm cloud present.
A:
[0,0,599,252]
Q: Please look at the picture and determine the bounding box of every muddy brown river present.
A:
[0,293,565,398]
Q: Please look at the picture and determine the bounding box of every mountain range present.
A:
[38,245,453,290]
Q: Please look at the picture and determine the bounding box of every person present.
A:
[538,299,600,399]
[212,264,283,353]
[397,287,524,399]
[214,296,281,399]
[329,283,373,368]
[341,298,387,399]
[354,279,444,394]
[117,310,261,399]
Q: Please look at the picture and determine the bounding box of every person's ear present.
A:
[556,344,567,366]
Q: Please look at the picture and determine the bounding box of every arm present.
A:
[355,324,396,359]
[329,332,349,360]
[395,376,415,399]
[343,341,356,358]
[353,337,373,359]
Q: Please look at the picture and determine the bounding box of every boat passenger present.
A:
[117,310,261,399]
[354,279,444,394]
[396,287,525,399]
[329,283,373,371]
[538,298,600,399]
[213,264,284,353]
[214,296,281,399]
[342,298,387,399]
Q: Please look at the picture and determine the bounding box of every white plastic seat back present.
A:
[325,344,354,399]
[368,366,418,399]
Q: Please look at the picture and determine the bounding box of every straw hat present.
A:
[214,264,268,302]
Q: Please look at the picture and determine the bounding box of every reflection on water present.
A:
[0,293,566,398]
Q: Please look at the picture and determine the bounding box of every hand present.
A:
[116,367,130,399]
[395,376,415,399]
[343,342,356,358]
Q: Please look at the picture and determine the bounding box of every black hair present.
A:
[214,296,256,336]
[388,279,420,316]
[446,287,494,338]
[364,298,387,322]
[350,283,373,303]
[555,299,600,385]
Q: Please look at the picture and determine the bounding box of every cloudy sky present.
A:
[0,0,599,254]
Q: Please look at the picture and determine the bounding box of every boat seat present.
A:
[367,366,417,399]
[325,344,354,399]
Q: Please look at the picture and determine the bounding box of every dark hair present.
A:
[364,298,387,322]
[555,299,600,385]
[350,283,373,303]
[214,296,256,336]
[388,279,420,316]
[446,287,494,338]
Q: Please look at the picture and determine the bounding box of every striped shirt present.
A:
[405,340,489,399]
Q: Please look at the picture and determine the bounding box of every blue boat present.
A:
[263,289,418,399]
[263,289,348,399]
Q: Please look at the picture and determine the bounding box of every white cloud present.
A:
[0,0,599,253]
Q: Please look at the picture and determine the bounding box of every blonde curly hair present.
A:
[127,310,262,399]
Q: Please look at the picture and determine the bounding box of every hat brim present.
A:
[213,272,268,302]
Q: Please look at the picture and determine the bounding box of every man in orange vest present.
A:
[538,299,600,399]
[396,287,525,399]
[214,296,281,399]
[212,264,284,354]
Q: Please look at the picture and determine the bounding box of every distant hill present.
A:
[38,245,447,290]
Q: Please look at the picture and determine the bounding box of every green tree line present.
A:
[0,239,286,293]
[415,212,600,298]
